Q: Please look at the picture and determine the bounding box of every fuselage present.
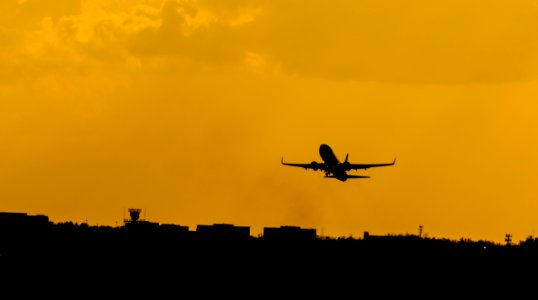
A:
[319,144,348,181]
[319,144,339,164]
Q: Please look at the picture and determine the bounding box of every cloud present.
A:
[2,0,259,81]
[3,0,538,84]
[123,0,264,64]
[0,0,80,29]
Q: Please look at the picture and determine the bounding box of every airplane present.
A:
[281,144,395,182]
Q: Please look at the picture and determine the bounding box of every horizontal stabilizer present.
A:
[325,175,370,179]
[347,175,370,178]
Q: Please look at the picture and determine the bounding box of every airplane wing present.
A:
[344,158,396,171]
[281,157,326,172]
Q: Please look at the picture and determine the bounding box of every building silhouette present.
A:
[195,223,250,240]
[263,225,316,241]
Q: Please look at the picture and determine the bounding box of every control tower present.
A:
[124,208,144,224]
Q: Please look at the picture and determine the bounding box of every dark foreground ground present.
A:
[0,213,538,299]
[1,217,538,297]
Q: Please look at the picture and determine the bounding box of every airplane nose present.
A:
[319,144,330,155]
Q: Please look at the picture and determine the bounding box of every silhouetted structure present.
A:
[122,208,159,235]
[160,223,190,234]
[0,212,50,229]
[124,208,147,224]
[0,212,51,242]
[129,208,142,222]
[505,233,512,245]
[195,223,250,240]
[263,225,316,241]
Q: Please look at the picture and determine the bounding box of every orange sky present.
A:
[2,0,538,243]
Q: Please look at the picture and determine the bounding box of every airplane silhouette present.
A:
[281,144,395,181]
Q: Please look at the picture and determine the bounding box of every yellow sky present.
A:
[2,0,538,243]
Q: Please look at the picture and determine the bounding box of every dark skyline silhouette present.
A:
[2,210,537,257]
[1,210,536,297]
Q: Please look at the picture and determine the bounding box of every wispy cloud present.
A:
[4,0,538,84]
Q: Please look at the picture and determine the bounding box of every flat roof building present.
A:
[263,226,317,241]
[196,223,250,240]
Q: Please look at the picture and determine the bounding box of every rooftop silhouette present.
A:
[1,210,537,257]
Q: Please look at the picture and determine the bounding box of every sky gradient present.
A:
[2,0,538,243]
